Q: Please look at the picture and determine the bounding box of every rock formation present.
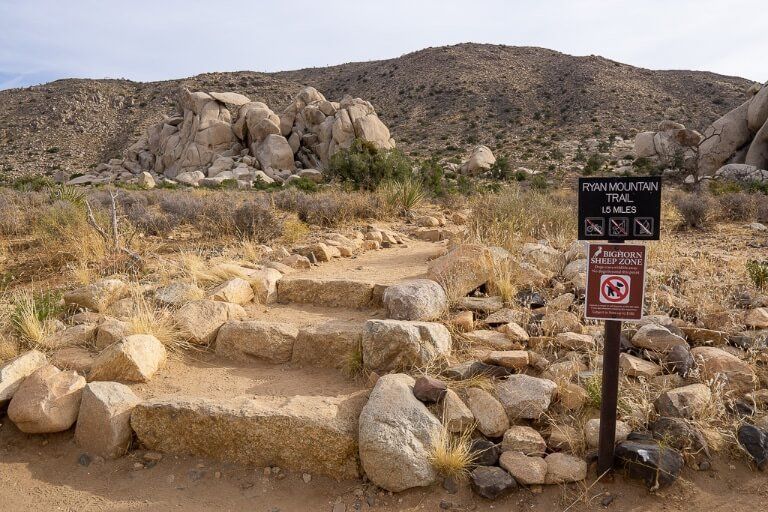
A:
[79,87,394,187]
[634,82,768,181]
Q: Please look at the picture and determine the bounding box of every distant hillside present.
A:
[0,43,754,178]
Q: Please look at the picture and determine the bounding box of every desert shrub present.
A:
[0,191,26,235]
[418,157,445,196]
[159,192,205,222]
[126,205,179,236]
[467,186,574,248]
[756,194,768,222]
[274,189,384,227]
[33,200,107,263]
[11,175,54,192]
[286,177,319,193]
[747,260,768,290]
[673,193,716,229]
[326,139,413,190]
[488,154,513,180]
[583,153,606,175]
[529,174,549,191]
[233,202,284,242]
[716,192,756,221]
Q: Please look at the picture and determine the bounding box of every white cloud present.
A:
[0,0,764,89]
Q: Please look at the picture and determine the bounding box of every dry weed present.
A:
[427,423,476,481]
[127,294,190,352]
[0,334,19,362]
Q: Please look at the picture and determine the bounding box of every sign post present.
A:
[578,176,660,477]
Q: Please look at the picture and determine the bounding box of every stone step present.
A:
[130,392,368,479]
[277,278,385,310]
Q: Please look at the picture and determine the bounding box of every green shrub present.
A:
[530,175,549,191]
[379,177,425,214]
[326,139,412,190]
[488,154,512,180]
[12,175,54,192]
[419,157,445,196]
[583,154,606,175]
[287,177,319,193]
[747,260,768,290]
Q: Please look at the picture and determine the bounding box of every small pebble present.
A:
[332,502,346,512]
[601,493,614,507]
[263,467,271,477]
[214,471,221,479]
[143,452,163,462]
[77,453,92,467]
[302,473,312,483]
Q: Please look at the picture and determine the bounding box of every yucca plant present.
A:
[49,184,86,206]
[379,176,425,215]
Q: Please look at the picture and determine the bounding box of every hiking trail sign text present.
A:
[578,176,661,241]
[585,243,647,321]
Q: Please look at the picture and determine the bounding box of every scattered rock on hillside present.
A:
[631,324,688,352]
[154,281,203,306]
[620,353,662,378]
[89,334,167,383]
[64,278,129,313]
[691,346,756,394]
[442,389,474,433]
[383,279,448,321]
[95,318,130,350]
[427,244,509,299]
[482,350,529,369]
[540,311,582,335]
[469,465,516,500]
[470,438,501,466]
[651,417,710,464]
[544,453,587,483]
[466,387,510,438]
[207,277,255,305]
[75,381,141,459]
[655,383,711,419]
[8,365,86,433]
[0,350,48,405]
[362,320,451,373]
[496,375,557,420]
[737,424,768,470]
[412,376,448,403]
[499,451,547,485]
[460,146,496,176]
[501,425,547,455]
[614,440,684,490]
[358,374,441,492]
[585,418,630,448]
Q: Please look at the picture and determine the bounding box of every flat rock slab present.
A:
[292,321,363,369]
[131,393,367,479]
[277,278,375,309]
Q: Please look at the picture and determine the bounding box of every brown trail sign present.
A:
[578,176,660,477]
[585,244,647,321]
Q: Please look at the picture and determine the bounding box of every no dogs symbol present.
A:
[599,275,631,304]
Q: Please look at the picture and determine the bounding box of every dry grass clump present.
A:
[428,424,476,480]
[0,334,19,362]
[126,295,189,352]
[272,188,387,227]
[466,185,575,250]
[8,290,62,350]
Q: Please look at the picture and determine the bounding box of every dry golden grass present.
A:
[427,423,476,480]
[0,334,19,362]
[126,294,190,352]
[32,201,108,266]
[9,291,56,349]
[281,216,310,245]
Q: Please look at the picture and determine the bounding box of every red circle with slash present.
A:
[600,276,629,303]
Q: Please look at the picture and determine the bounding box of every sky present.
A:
[0,0,765,90]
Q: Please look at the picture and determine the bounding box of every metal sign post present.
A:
[578,176,659,477]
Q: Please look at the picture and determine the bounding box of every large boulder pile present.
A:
[634,82,768,179]
[76,87,394,188]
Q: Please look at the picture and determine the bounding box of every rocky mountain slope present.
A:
[0,43,755,178]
